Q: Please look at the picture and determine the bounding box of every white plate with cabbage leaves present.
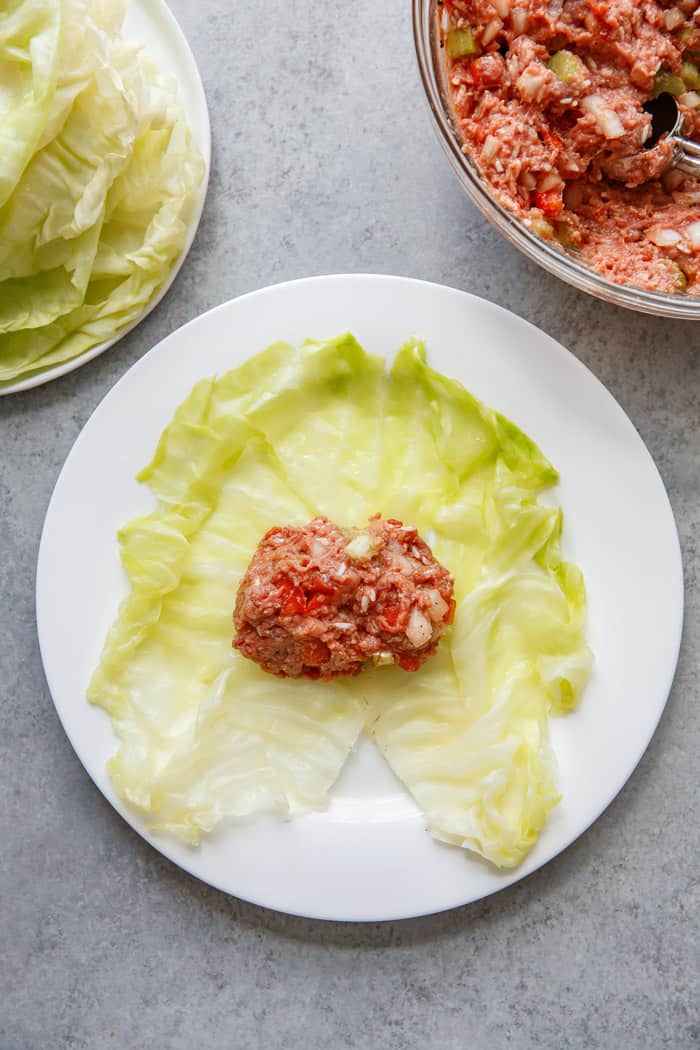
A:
[37,275,683,921]
[0,0,209,395]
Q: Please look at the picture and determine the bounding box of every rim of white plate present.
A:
[36,275,685,921]
[1,0,211,396]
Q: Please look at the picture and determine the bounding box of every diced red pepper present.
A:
[276,578,292,601]
[396,652,423,672]
[540,127,563,152]
[308,578,335,595]
[533,189,564,217]
[283,589,306,616]
[382,604,403,629]
[278,576,332,616]
[306,592,327,613]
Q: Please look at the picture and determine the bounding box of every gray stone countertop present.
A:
[1,2,698,1047]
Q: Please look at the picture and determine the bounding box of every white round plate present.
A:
[36,275,684,921]
[2,0,210,396]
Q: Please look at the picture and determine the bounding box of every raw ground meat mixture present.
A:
[441,0,700,293]
[233,515,455,679]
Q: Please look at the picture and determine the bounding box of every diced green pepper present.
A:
[555,221,574,246]
[652,69,686,97]
[547,49,585,83]
[681,60,700,90]
[446,27,480,59]
[664,260,687,291]
[678,27,692,44]
[529,216,554,239]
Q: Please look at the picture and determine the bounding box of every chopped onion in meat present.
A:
[345,532,374,559]
[647,227,682,247]
[310,536,328,560]
[517,68,546,100]
[425,589,449,622]
[406,607,433,649]
[395,552,416,574]
[482,134,500,161]
[512,7,528,33]
[537,171,563,192]
[664,7,686,29]
[685,220,700,248]
[581,94,625,139]
[482,17,503,45]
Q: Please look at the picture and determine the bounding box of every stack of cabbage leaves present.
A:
[0,0,203,383]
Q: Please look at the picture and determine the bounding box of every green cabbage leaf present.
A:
[0,0,61,209]
[88,336,592,866]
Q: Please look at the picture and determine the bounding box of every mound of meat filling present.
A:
[233,516,456,679]
[442,0,700,293]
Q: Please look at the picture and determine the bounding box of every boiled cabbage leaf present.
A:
[88,336,592,867]
[0,0,61,209]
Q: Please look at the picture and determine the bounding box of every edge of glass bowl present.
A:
[413,0,700,319]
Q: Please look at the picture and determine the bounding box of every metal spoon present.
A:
[643,92,700,176]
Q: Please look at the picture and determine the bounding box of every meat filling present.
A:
[233,515,456,679]
[442,0,700,293]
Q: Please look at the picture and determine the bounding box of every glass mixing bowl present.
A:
[413,0,700,319]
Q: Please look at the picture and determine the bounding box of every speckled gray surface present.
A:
[1,1,699,1047]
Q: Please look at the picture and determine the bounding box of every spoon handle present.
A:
[674,134,700,175]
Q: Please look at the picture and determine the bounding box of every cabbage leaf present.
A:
[88,336,592,867]
[0,0,61,209]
